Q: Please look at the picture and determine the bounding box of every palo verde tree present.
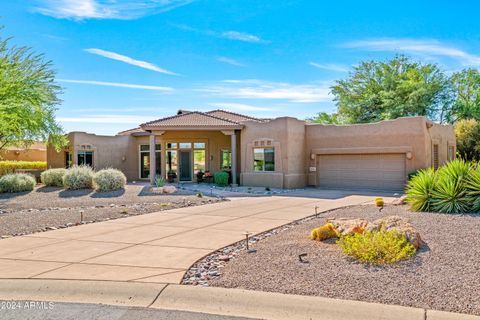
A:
[0,27,67,152]
[326,55,452,124]
[448,68,480,123]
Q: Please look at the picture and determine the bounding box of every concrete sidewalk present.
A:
[0,192,380,284]
[0,279,477,320]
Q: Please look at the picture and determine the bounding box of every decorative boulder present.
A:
[163,185,177,194]
[327,216,422,249]
[368,216,423,249]
[327,218,369,236]
[391,195,407,206]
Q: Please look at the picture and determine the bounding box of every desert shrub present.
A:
[93,168,126,192]
[214,171,229,187]
[406,168,437,212]
[455,119,480,161]
[154,175,165,187]
[62,165,94,190]
[0,160,47,176]
[430,160,472,213]
[40,168,67,187]
[0,173,36,193]
[337,230,416,264]
[466,164,480,211]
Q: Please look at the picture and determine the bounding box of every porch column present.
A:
[149,133,156,185]
[231,132,238,186]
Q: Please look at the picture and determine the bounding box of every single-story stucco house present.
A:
[47,109,455,191]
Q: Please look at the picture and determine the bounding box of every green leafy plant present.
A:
[40,168,67,187]
[93,168,126,192]
[466,164,480,211]
[406,168,437,212]
[430,159,472,214]
[62,165,94,190]
[196,192,203,198]
[0,173,36,193]
[154,175,165,187]
[0,160,47,176]
[214,171,229,187]
[337,230,416,264]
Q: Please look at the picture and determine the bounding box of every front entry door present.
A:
[179,150,192,181]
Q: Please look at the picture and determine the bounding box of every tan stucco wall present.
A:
[47,130,234,181]
[240,117,306,188]
[47,116,455,188]
[1,144,47,162]
[305,117,455,186]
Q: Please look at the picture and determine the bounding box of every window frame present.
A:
[253,147,275,172]
[138,144,161,179]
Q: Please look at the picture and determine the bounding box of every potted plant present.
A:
[196,170,204,183]
[167,170,177,183]
[150,175,165,193]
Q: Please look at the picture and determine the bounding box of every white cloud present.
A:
[221,31,261,43]
[216,56,246,67]
[201,79,332,103]
[343,38,480,66]
[34,0,193,20]
[210,103,272,111]
[309,62,349,72]
[58,115,153,124]
[85,48,178,75]
[172,24,264,43]
[58,79,173,91]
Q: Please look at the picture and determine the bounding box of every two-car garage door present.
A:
[317,154,406,191]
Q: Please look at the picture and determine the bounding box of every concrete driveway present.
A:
[0,190,391,284]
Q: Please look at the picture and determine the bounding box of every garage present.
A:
[317,153,406,191]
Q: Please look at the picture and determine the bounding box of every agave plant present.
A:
[466,164,480,212]
[405,168,436,212]
[430,159,472,214]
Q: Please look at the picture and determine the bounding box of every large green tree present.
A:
[0,28,67,152]
[448,68,480,122]
[329,55,452,124]
[455,118,480,161]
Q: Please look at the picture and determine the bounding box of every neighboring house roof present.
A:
[140,111,244,130]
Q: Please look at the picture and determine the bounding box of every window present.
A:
[254,148,274,172]
[65,151,72,168]
[77,151,93,167]
[221,150,231,170]
[194,142,205,149]
[139,144,161,179]
[179,142,192,149]
[433,144,439,169]
[194,150,206,174]
[166,150,178,174]
[448,146,455,161]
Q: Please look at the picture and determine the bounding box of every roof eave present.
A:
[140,125,243,131]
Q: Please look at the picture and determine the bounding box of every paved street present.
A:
[0,301,256,320]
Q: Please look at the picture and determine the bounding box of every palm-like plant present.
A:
[430,159,472,214]
[466,164,480,212]
[406,168,436,212]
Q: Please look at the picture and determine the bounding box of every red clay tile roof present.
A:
[116,127,146,135]
[205,110,266,123]
[140,111,243,129]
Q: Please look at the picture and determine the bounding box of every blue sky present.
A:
[2,0,480,134]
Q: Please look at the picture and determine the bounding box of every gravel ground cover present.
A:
[0,183,221,237]
[208,205,480,316]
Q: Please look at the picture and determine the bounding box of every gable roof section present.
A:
[140,111,243,130]
[205,109,266,123]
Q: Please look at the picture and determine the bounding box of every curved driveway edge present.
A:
[0,279,478,320]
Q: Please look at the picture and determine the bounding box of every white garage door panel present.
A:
[317,154,406,191]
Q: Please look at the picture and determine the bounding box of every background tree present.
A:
[448,68,480,122]
[454,119,480,161]
[0,28,67,152]
[329,55,452,124]
[306,112,342,124]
